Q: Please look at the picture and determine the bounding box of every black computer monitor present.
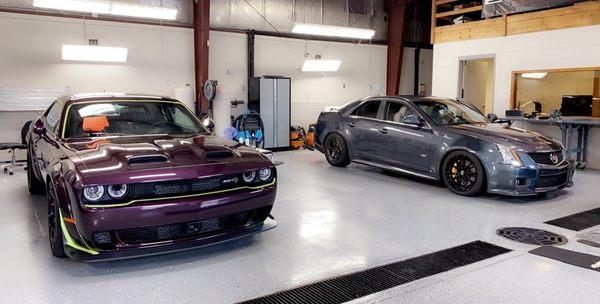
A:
[561,95,592,116]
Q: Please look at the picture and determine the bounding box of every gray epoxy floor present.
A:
[1,150,600,304]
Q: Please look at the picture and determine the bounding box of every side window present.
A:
[352,101,381,119]
[45,102,63,134]
[384,102,415,123]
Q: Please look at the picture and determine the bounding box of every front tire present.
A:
[324,133,351,167]
[47,181,67,258]
[442,151,485,196]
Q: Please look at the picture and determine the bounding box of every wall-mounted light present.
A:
[292,23,375,40]
[521,72,548,79]
[61,45,128,63]
[302,60,342,72]
[33,0,178,20]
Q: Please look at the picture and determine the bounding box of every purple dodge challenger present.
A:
[27,93,277,261]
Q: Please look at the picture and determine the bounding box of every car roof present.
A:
[57,93,178,105]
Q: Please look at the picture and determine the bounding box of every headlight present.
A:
[496,144,524,166]
[258,168,272,181]
[107,184,127,198]
[83,185,104,202]
[242,171,256,183]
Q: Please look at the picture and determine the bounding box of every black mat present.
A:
[238,241,511,304]
[544,207,600,231]
[529,246,600,272]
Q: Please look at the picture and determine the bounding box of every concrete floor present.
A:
[1,150,600,304]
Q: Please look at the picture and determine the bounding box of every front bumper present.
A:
[65,217,277,262]
[488,161,576,196]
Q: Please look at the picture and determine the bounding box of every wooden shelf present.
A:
[436,5,483,18]
[436,0,462,6]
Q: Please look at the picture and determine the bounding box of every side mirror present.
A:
[487,113,498,122]
[32,119,46,135]
[403,115,424,126]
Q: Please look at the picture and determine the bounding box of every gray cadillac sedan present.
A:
[315,96,575,196]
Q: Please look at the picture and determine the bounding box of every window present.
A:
[512,68,600,117]
[63,101,208,138]
[353,101,381,119]
[384,102,416,123]
[45,102,63,134]
[415,99,487,125]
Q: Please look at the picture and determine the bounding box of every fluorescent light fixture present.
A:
[302,60,342,72]
[293,23,375,40]
[521,72,548,79]
[111,3,178,20]
[61,45,128,63]
[33,0,178,20]
[33,0,110,14]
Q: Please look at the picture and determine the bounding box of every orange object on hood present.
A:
[83,115,109,133]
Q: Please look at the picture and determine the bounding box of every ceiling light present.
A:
[111,3,178,20]
[33,0,177,20]
[301,60,342,72]
[292,23,375,40]
[61,45,128,63]
[521,72,548,79]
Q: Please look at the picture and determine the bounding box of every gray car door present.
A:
[377,100,433,173]
[345,100,383,161]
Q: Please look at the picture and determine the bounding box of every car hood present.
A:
[447,123,562,152]
[63,134,269,176]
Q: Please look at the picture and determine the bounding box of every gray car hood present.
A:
[447,123,562,152]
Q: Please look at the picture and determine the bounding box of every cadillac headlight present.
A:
[83,185,104,202]
[496,144,524,166]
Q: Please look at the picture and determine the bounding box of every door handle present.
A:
[379,128,389,134]
[347,122,356,128]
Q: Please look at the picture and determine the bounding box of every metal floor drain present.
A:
[238,241,510,304]
[497,227,567,245]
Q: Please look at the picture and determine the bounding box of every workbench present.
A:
[505,116,600,169]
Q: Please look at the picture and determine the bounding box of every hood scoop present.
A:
[127,155,169,165]
[204,150,236,160]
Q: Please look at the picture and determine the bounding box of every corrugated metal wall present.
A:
[210,0,387,41]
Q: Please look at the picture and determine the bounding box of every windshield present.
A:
[414,99,488,125]
[62,101,208,138]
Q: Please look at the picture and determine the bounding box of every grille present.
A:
[538,172,568,188]
[528,151,563,165]
[238,241,510,304]
[117,211,251,244]
[497,227,567,245]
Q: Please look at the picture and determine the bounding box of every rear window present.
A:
[352,101,381,119]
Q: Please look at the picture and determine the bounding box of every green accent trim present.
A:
[85,178,277,209]
[59,213,99,255]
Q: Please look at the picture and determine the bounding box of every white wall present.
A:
[399,48,433,96]
[210,31,388,127]
[432,25,600,168]
[0,12,195,144]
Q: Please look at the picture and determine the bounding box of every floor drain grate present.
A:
[237,241,510,304]
[497,227,567,246]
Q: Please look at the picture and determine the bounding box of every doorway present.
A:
[458,58,495,114]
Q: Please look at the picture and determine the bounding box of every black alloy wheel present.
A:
[47,182,67,258]
[324,133,350,167]
[442,151,485,196]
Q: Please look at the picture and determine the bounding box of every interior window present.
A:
[384,102,415,123]
[353,101,381,119]
[45,102,63,134]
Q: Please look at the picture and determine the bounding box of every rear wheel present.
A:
[324,133,350,167]
[47,181,67,258]
[27,149,45,195]
[442,151,485,196]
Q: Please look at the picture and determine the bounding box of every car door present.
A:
[34,102,64,179]
[377,100,433,173]
[344,100,383,161]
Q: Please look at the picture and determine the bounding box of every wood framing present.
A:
[432,1,600,44]
[509,66,600,110]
